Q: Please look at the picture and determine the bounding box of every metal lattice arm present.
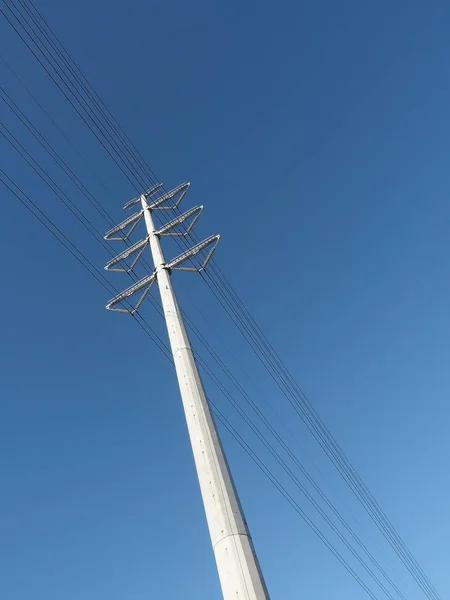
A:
[167,234,220,272]
[104,209,143,241]
[104,237,149,272]
[157,205,203,236]
[105,273,156,313]
[123,183,163,210]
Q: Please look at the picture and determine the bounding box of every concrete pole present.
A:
[141,195,270,599]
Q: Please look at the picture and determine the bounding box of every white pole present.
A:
[141,196,270,599]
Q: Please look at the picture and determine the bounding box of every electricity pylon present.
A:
[104,184,270,599]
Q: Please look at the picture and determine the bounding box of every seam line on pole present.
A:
[213,532,253,551]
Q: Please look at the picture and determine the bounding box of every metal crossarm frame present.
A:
[104,236,149,272]
[123,183,163,210]
[105,272,155,313]
[157,205,203,236]
[103,182,269,600]
[147,182,190,210]
[104,209,143,241]
[167,234,220,271]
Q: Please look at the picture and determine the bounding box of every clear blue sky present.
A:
[1,1,449,599]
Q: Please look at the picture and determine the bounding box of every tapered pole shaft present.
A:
[141,196,270,599]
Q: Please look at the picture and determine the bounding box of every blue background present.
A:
[1,1,449,599]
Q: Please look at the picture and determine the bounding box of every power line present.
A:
[0,85,115,226]
[197,353,399,600]
[23,0,166,193]
[0,109,167,331]
[2,89,405,597]
[0,51,116,197]
[1,3,442,599]
[0,167,172,360]
[187,318,407,600]
[1,1,145,191]
[9,3,440,596]
[2,166,388,600]
[211,405,383,600]
[202,265,443,600]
